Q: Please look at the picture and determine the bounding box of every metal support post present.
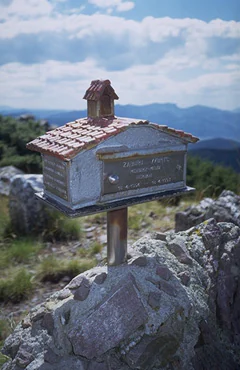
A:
[107,207,128,266]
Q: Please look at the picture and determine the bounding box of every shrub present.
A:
[43,212,82,242]
[78,242,103,258]
[0,269,34,303]
[38,256,96,283]
[128,209,149,231]
[187,155,240,197]
[7,239,43,264]
[0,238,43,270]
[0,115,45,173]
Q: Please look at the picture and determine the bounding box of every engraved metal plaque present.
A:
[43,156,69,201]
[103,152,185,195]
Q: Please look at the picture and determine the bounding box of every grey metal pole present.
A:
[107,207,128,266]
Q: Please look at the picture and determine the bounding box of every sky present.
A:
[0,0,240,111]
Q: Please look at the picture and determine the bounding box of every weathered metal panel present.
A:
[43,155,69,201]
[67,126,188,209]
[103,151,185,195]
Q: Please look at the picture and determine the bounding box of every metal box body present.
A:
[42,125,188,210]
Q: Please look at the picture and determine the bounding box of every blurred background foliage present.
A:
[0,115,44,173]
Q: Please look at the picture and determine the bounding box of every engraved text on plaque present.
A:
[43,156,69,201]
[103,152,185,195]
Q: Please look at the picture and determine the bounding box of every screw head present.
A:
[108,174,119,184]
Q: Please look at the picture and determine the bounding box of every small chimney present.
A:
[83,79,119,119]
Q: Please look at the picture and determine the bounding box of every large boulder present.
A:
[2,218,240,370]
[175,190,240,232]
[9,175,51,235]
[0,166,24,196]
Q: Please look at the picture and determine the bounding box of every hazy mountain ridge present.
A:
[189,148,240,173]
[1,103,240,141]
[189,138,240,151]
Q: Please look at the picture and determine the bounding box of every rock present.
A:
[87,361,107,370]
[97,234,107,244]
[41,313,54,335]
[68,274,148,358]
[67,274,91,291]
[15,348,34,368]
[159,280,178,297]
[57,289,72,300]
[156,265,172,280]
[44,347,60,364]
[201,218,221,249]
[175,190,240,232]
[2,219,240,370]
[152,231,167,241]
[177,271,191,286]
[147,292,161,309]
[94,272,107,285]
[0,166,24,196]
[73,277,91,301]
[40,356,85,370]
[129,255,147,267]
[125,333,180,369]
[167,236,193,265]
[9,175,53,235]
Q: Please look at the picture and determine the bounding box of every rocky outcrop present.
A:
[2,218,240,370]
[9,175,52,235]
[175,190,240,232]
[0,166,24,196]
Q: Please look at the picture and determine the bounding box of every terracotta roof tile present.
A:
[103,127,118,134]
[83,80,119,101]
[27,116,199,160]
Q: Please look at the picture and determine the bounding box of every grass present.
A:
[78,241,103,258]
[0,268,34,303]
[127,199,190,233]
[0,196,10,241]
[0,239,43,267]
[37,256,96,283]
[42,212,83,242]
[0,352,10,367]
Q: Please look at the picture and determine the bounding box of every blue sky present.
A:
[0,0,240,110]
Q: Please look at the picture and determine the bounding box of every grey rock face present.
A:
[69,274,148,359]
[73,277,91,301]
[9,175,52,235]
[0,166,24,196]
[175,190,240,232]
[2,218,240,370]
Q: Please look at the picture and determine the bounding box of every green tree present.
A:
[187,155,240,197]
[0,115,45,173]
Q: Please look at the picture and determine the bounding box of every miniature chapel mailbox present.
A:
[27,80,198,265]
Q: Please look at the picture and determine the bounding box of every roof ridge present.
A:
[27,116,199,160]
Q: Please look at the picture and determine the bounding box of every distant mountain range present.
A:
[1,103,240,142]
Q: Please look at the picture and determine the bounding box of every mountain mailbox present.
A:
[27,80,199,265]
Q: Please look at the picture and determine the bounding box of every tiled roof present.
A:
[26,117,199,160]
[83,80,119,101]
